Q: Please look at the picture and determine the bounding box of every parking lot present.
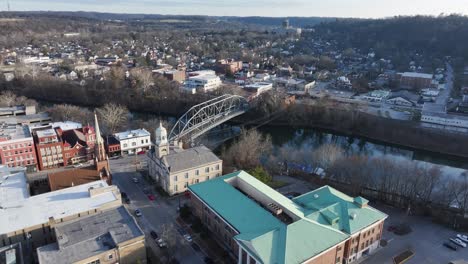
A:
[362,204,468,264]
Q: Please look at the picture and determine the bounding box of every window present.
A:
[141,140,144,144]
[335,257,341,264]
[337,246,342,251]
[205,167,209,173]
[185,172,189,179]
[87,260,100,264]
[206,176,210,181]
[108,254,113,260]
[132,142,136,146]
[184,182,188,188]
[173,176,178,181]
[195,170,199,176]
[123,143,128,148]
[215,164,220,170]
[195,179,199,184]
[174,185,178,192]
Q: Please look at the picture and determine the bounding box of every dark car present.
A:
[150,231,158,240]
[443,242,458,251]
[124,197,131,204]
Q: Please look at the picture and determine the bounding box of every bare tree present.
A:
[47,104,92,124]
[0,91,17,107]
[222,129,272,171]
[97,103,129,134]
[312,143,344,170]
[131,68,154,93]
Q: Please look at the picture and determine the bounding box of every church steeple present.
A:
[94,112,106,162]
[155,121,168,158]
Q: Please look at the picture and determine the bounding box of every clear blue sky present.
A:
[5,0,468,18]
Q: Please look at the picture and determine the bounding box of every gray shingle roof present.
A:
[163,145,221,173]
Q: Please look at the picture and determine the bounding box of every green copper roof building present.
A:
[189,171,387,264]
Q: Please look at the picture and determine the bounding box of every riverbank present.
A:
[234,104,468,160]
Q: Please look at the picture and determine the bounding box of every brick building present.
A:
[189,171,387,264]
[216,59,243,75]
[31,127,64,171]
[105,135,121,157]
[59,126,96,165]
[0,123,38,172]
[399,72,434,90]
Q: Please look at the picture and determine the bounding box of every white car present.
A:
[456,234,468,243]
[132,177,139,183]
[134,209,142,217]
[183,234,192,243]
[450,238,467,248]
[157,238,167,248]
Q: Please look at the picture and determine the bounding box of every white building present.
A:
[114,129,152,155]
[244,82,273,97]
[184,71,222,94]
[148,123,222,196]
[421,103,468,132]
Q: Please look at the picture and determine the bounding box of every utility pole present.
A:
[7,0,10,12]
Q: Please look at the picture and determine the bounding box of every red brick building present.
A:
[0,123,38,172]
[216,59,243,75]
[32,127,64,170]
[59,126,96,165]
[105,135,121,157]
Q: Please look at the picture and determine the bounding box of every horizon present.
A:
[3,0,468,18]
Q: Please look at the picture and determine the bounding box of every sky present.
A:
[4,0,468,18]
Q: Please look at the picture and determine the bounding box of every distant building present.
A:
[362,90,390,103]
[184,71,222,94]
[58,125,96,165]
[399,72,434,90]
[421,103,468,132]
[189,171,387,264]
[114,129,152,155]
[216,59,243,75]
[153,69,186,83]
[244,82,273,97]
[386,90,421,107]
[37,206,146,264]
[0,105,36,117]
[148,123,222,196]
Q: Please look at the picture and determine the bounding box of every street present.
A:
[110,156,205,264]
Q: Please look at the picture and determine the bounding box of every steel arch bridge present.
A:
[169,94,249,144]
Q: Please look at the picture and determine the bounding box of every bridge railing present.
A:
[168,94,249,144]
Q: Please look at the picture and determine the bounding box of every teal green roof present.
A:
[293,186,387,234]
[189,171,387,264]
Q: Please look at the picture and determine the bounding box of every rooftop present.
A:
[0,124,31,142]
[47,166,105,191]
[402,72,433,79]
[51,121,82,131]
[37,206,144,264]
[189,171,387,264]
[0,180,120,235]
[114,129,150,140]
[161,145,221,173]
[36,128,58,138]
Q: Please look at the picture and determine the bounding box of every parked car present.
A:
[456,234,468,243]
[183,234,193,243]
[132,177,139,183]
[150,231,158,240]
[134,209,142,217]
[124,197,131,204]
[148,194,155,201]
[450,238,467,248]
[443,242,458,251]
[157,238,167,248]
[121,192,128,198]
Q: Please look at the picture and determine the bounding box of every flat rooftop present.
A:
[114,128,150,140]
[189,171,387,264]
[0,180,119,235]
[0,124,31,141]
[36,128,57,138]
[37,206,144,264]
[402,72,433,79]
[0,167,30,204]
